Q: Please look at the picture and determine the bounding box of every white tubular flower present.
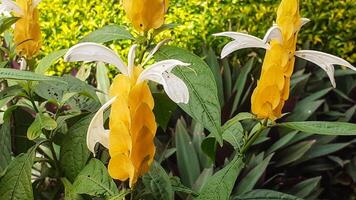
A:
[263,26,283,44]
[295,50,356,88]
[137,59,190,104]
[64,42,190,104]
[87,97,116,155]
[213,32,270,59]
[0,0,23,15]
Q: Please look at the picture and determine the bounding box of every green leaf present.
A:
[204,47,224,105]
[236,154,274,194]
[61,178,83,200]
[170,177,199,196]
[193,167,213,191]
[72,159,119,198]
[156,46,222,143]
[222,117,244,150]
[152,23,178,37]
[231,58,254,114]
[276,140,315,167]
[35,49,68,74]
[0,68,66,83]
[153,93,177,130]
[266,131,298,154]
[80,25,134,43]
[96,62,110,104]
[0,17,19,34]
[175,119,200,187]
[192,122,211,169]
[286,100,324,121]
[142,162,174,200]
[201,137,217,162]
[196,154,244,200]
[287,177,321,198]
[278,121,356,135]
[60,114,92,182]
[0,145,38,200]
[232,189,303,200]
[27,113,57,140]
[296,143,351,164]
[0,109,12,176]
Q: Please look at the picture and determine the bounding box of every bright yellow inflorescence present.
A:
[107,67,156,187]
[14,0,41,59]
[251,0,301,121]
[122,0,169,31]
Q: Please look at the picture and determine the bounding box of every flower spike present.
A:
[87,97,116,156]
[213,32,269,58]
[64,42,128,76]
[295,50,356,87]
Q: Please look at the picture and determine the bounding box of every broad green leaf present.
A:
[196,154,244,200]
[229,112,256,122]
[201,137,217,162]
[80,25,134,43]
[193,167,213,191]
[60,114,92,182]
[27,113,57,140]
[72,159,119,198]
[0,17,19,34]
[156,46,222,143]
[278,121,356,135]
[96,62,110,104]
[287,177,321,198]
[61,178,83,200]
[0,109,13,175]
[231,58,254,115]
[153,93,177,130]
[142,162,174,200]
[192,122,211,168]
[204,47,223,105]
[232,189,303,200]
[152,23,178,37]
[266,131,298,154]
[0,145,37,200]
[0,68,66,83]
[170,177,199,196]
[276,140,315,167]
[222,117,244,150]
[175,119,200,187]
[236,154,274,194]
[35,49,68,74]
[286,100,324,121]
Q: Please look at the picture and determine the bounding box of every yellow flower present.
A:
[0,0,42,58]
[122,0,169,31]
[215,0,355,121]
[64,43,189,187]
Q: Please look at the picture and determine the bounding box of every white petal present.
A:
[137,59,190,83]
[64,42,128,76]
[295,50,356,87]
[263,26,283,44]
[128,44,137,77]
[161,72,189,104]
[300,18,311,28]
[142,38,171,66]
[32,0,41,7]
[213,32,269,58]
[87,97,116,156]
[0,0,23,15]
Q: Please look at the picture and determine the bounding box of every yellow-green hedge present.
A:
[38,0,355,74]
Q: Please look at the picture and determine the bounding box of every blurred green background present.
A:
[38,0,355,74]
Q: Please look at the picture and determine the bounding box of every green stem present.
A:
[240,119,268,154]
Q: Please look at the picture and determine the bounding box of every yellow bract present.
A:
[251,0,301,120]
[122,0,169,31]
[14,0,42,59]
[108,67,156,187]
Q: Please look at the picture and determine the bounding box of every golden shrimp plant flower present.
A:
[214,0,355,121]
[0,0,42,58]
[122,0,169,32]
[64,42,189,187]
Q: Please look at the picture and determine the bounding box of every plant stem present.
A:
[240,119,268,154]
